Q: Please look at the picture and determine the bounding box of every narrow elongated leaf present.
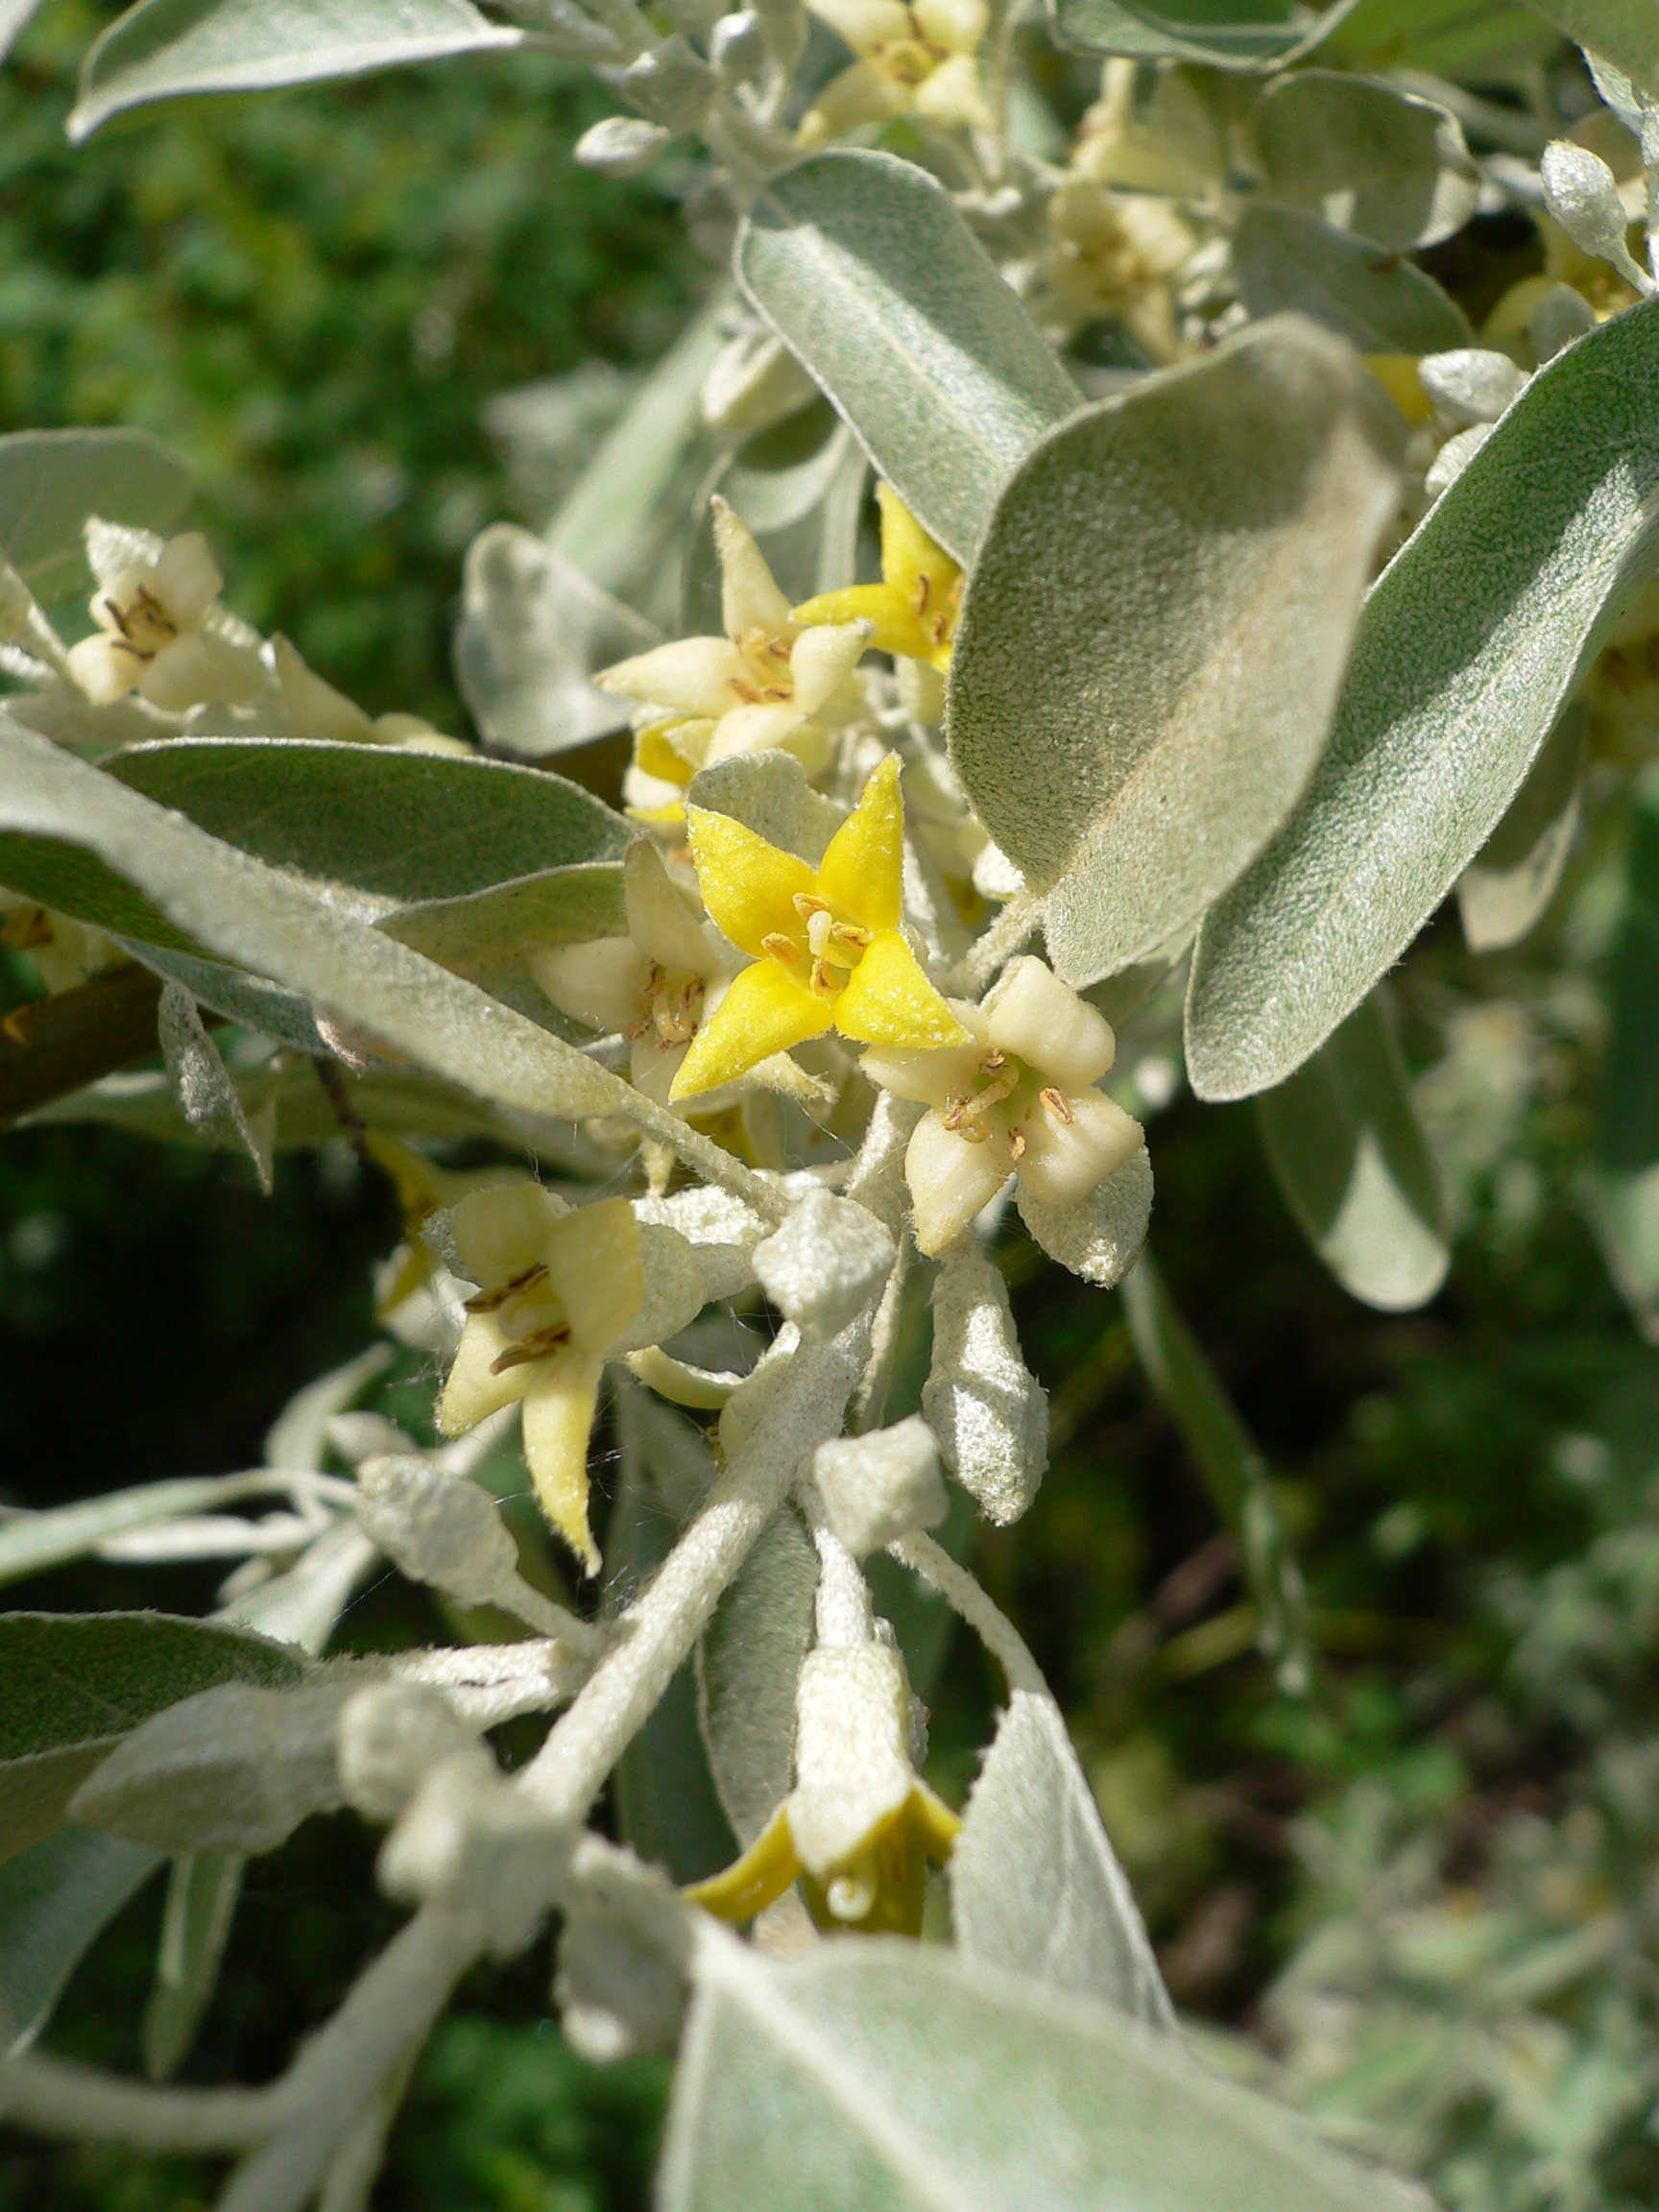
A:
[1187,295,1659,1099]
[0,0,44,62]
[1121,1253,1312,1694]
[0,429,194,603]
[1325,0,1554,79]
[736,151,1078,565]
[142,1851,243,2079]
[1457,703,1586,951]
[948,316,1404,984]
[71,0,520,141]
[0,1612,305,1864]
[1256,71,1479,250]
[0,717,775,1201]
[0,1474,279,1592]
[0,834,201,952]
[662,1938,1397,2210]
[121,942,334,1055]
[1521,0,1659,99]
[0,1828,159,2055]
[695,1504,816,1847]
[108,738,631,907]
[1589,764,1659,1332]
[1255,990,1449,1310]
[951,1690,1173,2029]
[1051,0,1359,68]
[1234,204,1471,353]
[158,980,274,1191]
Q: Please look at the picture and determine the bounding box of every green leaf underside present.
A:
[1256,71,1478,252]
[1256,990,1449,1310]
[696,1504,817,1848]
[950,1690,1174,2028]
[736,150,1079,565]
[0,429,194,603]
[0,1612,304,1864]
[1457,702,1586,952]
[1325,0,1554,80]
[1234,204,1471,353]
[109,739,630,906]
[376,862,627,972]
[661,1941,1393,2210]
[948,316,1404,984]
[71,0,521,140]
[119,942,334,1055]
[1520,0,1659,98]
[1049,0,1360,68]
[1186,294,1659,1100]
[0,1828,160,2056]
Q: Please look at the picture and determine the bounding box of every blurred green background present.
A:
[4,7,1659,2209]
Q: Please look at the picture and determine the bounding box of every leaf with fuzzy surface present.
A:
[1049,0,1360,68]
[737,151,1078,565]
[1234,204,1471,353]
[948,316,1404,985]
[0,1828,159,2056]
[71,0,520,140]
[0,429,193,602]
[1256,71,1479,251]
[1186,295,1659,1099]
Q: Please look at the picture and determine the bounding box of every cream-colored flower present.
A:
[686,1642,959,1936]
[0,897,122,997]
[66,533,264,712]
[530,839,737,1108]
[600,503,868,820]
[273,636,466,755]
[1041,180,1195,365]
[861,954,1143,1256]
[437,1184,648,1575]
[798,0,991,149]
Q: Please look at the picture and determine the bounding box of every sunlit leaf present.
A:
[1050,0,1360,69]
[0,428,194,602]
[949,316,1404,983]
[1256,71,1479,250]
[1187,295,1659,1099]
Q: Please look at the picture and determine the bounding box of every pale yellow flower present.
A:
[797,0,991,149]
[66,533,264,712]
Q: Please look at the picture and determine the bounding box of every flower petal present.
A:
[686,805,819,956]
[623,837,720,976]
[597,637,750,718]
[715,499,795,643]
[787,620,871,714]
[438,1310,534,1434]
[670,956,831,1099]
[904,1108,1014,1256]
[684,1801,802,1924]
[451,1180,566,1286]
[705,698,810,763]
[807,0,912,53]
[138,633,266,712]
[859,1011,986,1107]
[817,752,904,930]
[545,1197,645,1354]
[65,633,139,705]
[521,1345,605,1575]
[530,936,649,1033]
[912,50,991,131]
[985,955,1116,1091]
[833,928,969,1049]
[876,482,960,649]
[634,722,702,785]
[1017,1089,1143,1208]
[153,532,224,627]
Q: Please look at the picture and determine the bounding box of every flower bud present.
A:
[924,1245,1047,1525]
[1540,141,1641,274]
[378,1749,555,1957]
[787,1644,914,1877]
[810,1415,948,1558]
[615,36,718,131]
[355,1454,520,1609]
[709,10,768,87]
[753,1187,895,1343]
[574,116,672,177]
[1415,349,1524,428]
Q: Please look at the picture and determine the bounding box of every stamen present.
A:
[911,575,930,613]
[829,923,871,952]
[1040,1085,1074,1123]
[761,932,801,963]
[809,958,840,998]
[1009,1127,1026,1163]
[488,1322,571,1375]
[464,1262,548,1314]
[792,893,830,922]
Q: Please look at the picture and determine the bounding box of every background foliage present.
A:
[2,5,1657,2208]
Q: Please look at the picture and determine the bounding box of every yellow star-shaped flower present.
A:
[793,482,962,673]
[669,753,970,1101]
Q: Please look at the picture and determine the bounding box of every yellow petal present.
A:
[544,1197,644,1353]
[1365,353,1433,426]
[817,752,904,930]
[438,1310,534,1435]
[686,805,819,956]
[451,1180,564,1287]
[794,582,928,662]
[521,1345,604,1575]
[669,956,832,1100]
[634,723,699,786]
[834,929,969,1050]
[684,1802,802,1923]
[907,1779,963,1863]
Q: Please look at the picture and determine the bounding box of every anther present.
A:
[761,932,801,963]
[1039,1086,1073,1122]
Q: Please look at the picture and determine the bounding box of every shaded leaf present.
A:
[951,1690,1173,2029]
[0,1474,283,1592]
[0,1828,159,2056]
[142,1851,243,2080]
[1457,703,1586,951]
[0,1611,306,1865]
[1255,989,1449,1310]
[453,524,658,758]
[696,1504,816,1848]
[121,942,334,1056]
[1522,0,1659,99]
[949,316,1404,983]
[1186,295,1659,1099]
[683,408,867,639]
[157,979,274,1192]
[1234,204,1471,353]
[1050,0,1359,68]
[0,964,164,1128]
[0,428,193,602]
[72,0,519,141]
[737,150,1078,565]
[1589,762,1659,1334]
[375,861,627,975]
[1122,1251,1312,1694]
[662,1937,1399,2209]
[1256,71,1479,251]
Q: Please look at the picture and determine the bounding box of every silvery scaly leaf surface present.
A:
[949,315,1404,987]
[1255,72,1479,252]
[737,150,1079,565]
[0,427,194,602]
[696,1504,817,1846]
[1186,294,1659,1100]
[157,979,275,1192]
[1254,990,1449,1313]
[69,0,522,141]
[1521,0,1659,99]
[1048,0,1361,69]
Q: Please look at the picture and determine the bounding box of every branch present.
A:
[0,2053,276,2152]
[888,1530,1046,1695]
